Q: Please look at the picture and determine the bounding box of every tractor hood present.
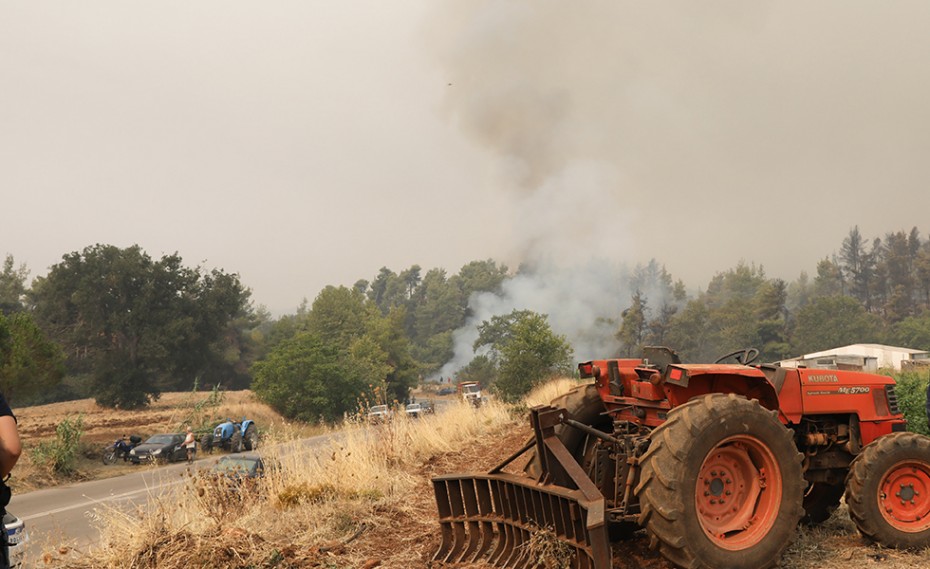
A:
[665,363,765,388]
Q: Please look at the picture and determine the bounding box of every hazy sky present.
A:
[4,1,930,316]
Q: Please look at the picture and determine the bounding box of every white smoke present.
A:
[437,258,631,380]
[425,2,689,378]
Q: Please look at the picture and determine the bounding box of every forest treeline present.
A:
[2,226,930,420]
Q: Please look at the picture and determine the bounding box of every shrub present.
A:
[31,414,85,475]
[894,370,930,436]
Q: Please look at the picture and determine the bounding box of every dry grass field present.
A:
[16,380,930,568]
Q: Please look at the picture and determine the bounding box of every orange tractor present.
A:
[433,347,930,569]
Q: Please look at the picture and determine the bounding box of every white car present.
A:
[405,401,434,418]
[4,512,26,567]
[367,404,392,423]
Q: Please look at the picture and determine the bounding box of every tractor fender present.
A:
[241,419,254,433]
[663,365,781,413]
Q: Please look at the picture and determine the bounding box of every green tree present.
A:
[792,295,882,354]
[0,255,28,314]
[752,279,791,361]
[616,291,647,357]
[628,260,686,349]
[840,226,876,311]
[410,269,464,343]
[30,244,252,408]
[887,312,930,351]
[916,244,930,311]
[880,230,919,323]
[702,263,767,358]
[474,310,573,401]
[304,286,418,403]
[308,286,376,348]
[0,312,65,404]
[361,307,419,403]
[813,258,845,298]
[251,332,365,422]
[366,265,420,316]
[665,299,712,362]
[455,354,498,387]
[454,259,508,300]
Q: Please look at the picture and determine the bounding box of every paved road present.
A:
[13,460,193,551]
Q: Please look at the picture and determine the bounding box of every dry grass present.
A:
[53,398,517,568]
[523,377,583,408]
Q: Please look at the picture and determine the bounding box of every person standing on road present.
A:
[0,391,22,569]
[183,426,196,465]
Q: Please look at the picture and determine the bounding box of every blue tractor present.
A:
[200,418,258,453]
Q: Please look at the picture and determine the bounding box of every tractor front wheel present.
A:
[636,393,805,569]
[845,431,930,549]
[200,434,213,454]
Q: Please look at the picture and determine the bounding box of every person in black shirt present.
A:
[0,394,19,478]
[0,393,20,569]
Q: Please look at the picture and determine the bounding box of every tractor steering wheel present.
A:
[714,348,760,365]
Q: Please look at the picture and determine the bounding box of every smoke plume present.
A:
[426,2,648,377]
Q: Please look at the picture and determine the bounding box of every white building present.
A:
[780,344,930,371]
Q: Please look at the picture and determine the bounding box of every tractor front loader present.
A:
[433,347,930,569]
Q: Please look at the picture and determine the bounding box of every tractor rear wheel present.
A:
[244,424,258,451]
[636,393,805,569]
[230,430,244,453]
[801,483,845,525]
[200,434,212,454]
[845,431,930,549]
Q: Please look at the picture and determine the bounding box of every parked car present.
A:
[129,433,188,464]
[405,401,434,418]
[367,404,392,423]
[437,387,455,396]
[211,454,266,480]
[4,512,26,568]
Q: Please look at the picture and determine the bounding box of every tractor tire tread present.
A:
[523,382,607,480]
[635,393,805,569]
[845,431,930,548]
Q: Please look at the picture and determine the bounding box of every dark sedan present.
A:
[129,433,187,464]
[211,454,266,479]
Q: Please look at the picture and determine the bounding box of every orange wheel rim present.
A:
[878,460,930,533]
[695,435,783,550]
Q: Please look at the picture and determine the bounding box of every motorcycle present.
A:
[102,435,142,465]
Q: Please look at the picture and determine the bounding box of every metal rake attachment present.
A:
[432,472,609,568]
